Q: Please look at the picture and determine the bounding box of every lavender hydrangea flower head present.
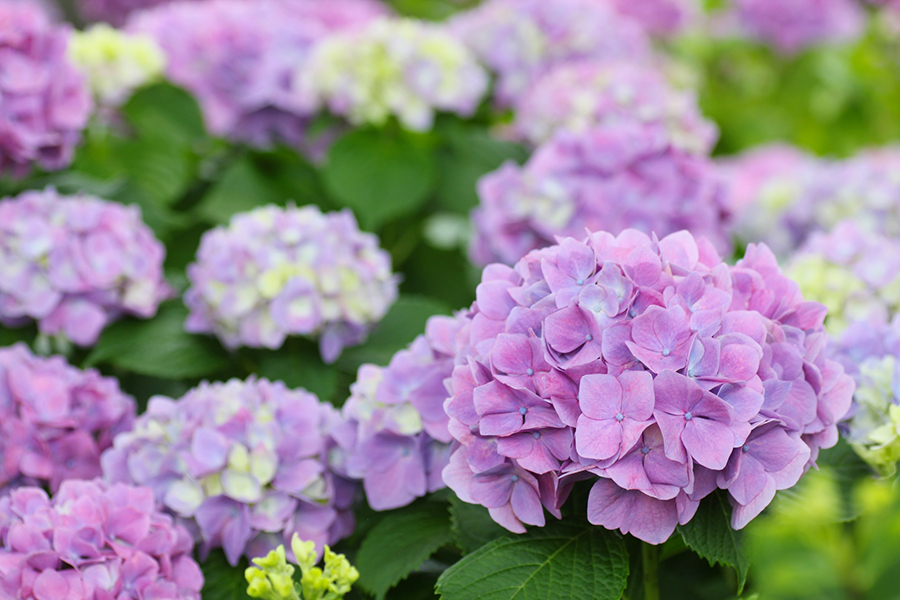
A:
[609,0,701,37]
[0,479,203,599]
[444,229,853,543]
[448,0,651,107]
[728,0,865,54]
[0,2,92,178]
[303,17,489,132]
[513,61,718,154]
[0,188,171,346]
[0,343,135,496]
[342,313,469,510]
[184,205,398,363]
[470,123,732,267]
[77,0,194,26]
[102,377,357,566]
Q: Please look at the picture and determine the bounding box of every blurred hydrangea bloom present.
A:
[470,123,731,267]
[609,0,700,37]
[68,23,165,106]
[448,0,651,107]
[184,205,398,363]
[77,0,191,26]
[0,188,171,346]
[342,313,469,510]
[513,61,718,154]
[0,479,203,599]
[303,17,489,132]
[728,0,865,54]
[102,377,357,566]
[0,343,135,496]
[245,534,358,600]
[0,2,92,178]
[445,229,853,543]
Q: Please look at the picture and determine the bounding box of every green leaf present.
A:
[199,549,251,600]
[448,496,506,555]
[436,520,629,600]
[0,324,35,348]
[121,82,207,146]
[118,139,194,206]
[255,346,339,403]
[678,491,750,593]
[322,128,437,230]
[355,502,454,600]
[86,302,231,379]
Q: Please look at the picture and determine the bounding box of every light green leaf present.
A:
[678,491,750,593]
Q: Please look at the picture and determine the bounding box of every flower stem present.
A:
[642,543,660,600]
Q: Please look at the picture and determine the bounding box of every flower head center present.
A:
[576,278,584,286]
[742,444,750,453]
[662,348,671,357]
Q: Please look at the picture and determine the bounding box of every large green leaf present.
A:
[448,496,506,555]
[255,346,339,403]
[678,491,750,593]
[355,502,454,600]
[436,521,629,600]
[199,550,251,600]
[121,82,207,146]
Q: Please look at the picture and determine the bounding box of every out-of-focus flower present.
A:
[513,61,718,154]
[0,2,92,178]
[77,0,189,26]
[0,343,135,496]
[0,188,170,346]
[470,123,731,267]
[303,17,488,132]
[245,534,358,600]
[184,205,398,363]
[342,313,468,510]
[445,229,853,543]
[102,377,358,566]
[609,0,700,37]
[448,0,651,107]
[727,0,865,54]
[68,23,165,105]
[0,479,203,599]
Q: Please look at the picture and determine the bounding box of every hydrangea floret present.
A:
[0,2,92,177]
[608,0,700,37]
[0,343,136,496]
[341,313,469,510]
[470,123,731,267]
[444,229,854,543]
[0,479,203,599]
[184,205,398,363]
[245,534,358,600]
[102,377,357,566]
[727,0,865,54]
[303,17,489,132]
[0,188,171,346]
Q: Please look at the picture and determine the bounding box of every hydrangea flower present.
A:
[68,23,166,106]
[609,0,700,37]
[184,205,398,363]
[448,0,651,107]
[102,377,357,566]
[0,2,92,178]
[512,61,718,154]
[303,17,489,132]
[0,188,171,346]
[245,534,358,600]
[470,123,732,267]
[0,479,203,599]
[77,0,191,26]
[727,0,865,54]
[444,229,853,543]
[341,313,468,510]
[0,343,135,496]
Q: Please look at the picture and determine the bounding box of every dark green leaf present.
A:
[199,549,251,600]
[0,324,35,348]
[118,139,194,206]
[121,82,207,146]
[356,502,454,600]
[436,520,629,600]
[256,345,339,403]
[448,496,506,555]
[678,491,750,593]
[198,156,283,224]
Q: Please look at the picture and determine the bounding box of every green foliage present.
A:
[678,491,750,593]
[255,342,339,403]
[448,497,506,555]
[201,550,251,600]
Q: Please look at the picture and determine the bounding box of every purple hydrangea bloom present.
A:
[448,0,651,107]
[102,377,357,566]
[513,61,718,154]
[0,2,92,178]
[0,188,171,346]
[444,229,854,542]
[0,479,203,599]
[76,0,193,26]
[342,313,469,510]
[727,0,865,54]
[0,343,135,496]
[609,0,700,37]
[184,205,398,363]
[470,123,732,267]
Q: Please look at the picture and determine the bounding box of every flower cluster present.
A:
[0,479,203,599]
[0,2,92,178]
[68,22,166,105]
[512,61,718,154]
[448,0,651,107]
[0,188,170,346]
[102,377,357,566]
[245,534,358,600]
[470,123,731,267]
[0,343,135,496]
[444,229,853,543]
[728,0,865,54]
[608,0,700,37]
[303,18,488,132]
[77,0,194,26]
[341,313,468,510]
[184,205,398,363]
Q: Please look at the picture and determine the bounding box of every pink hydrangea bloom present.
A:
[444,229,853,543]
[76,0,191,26]
[0,2,92,178]
[729,0,865,54]
[0,188,170,346]
[0,479,202,599]
[470,123,731,267]
[609,0,700,37]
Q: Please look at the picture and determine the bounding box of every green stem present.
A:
[642,543,660,600]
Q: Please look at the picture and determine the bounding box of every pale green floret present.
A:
[246,535,358,600]
[848,356,900,476]
[788,255,868,334]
